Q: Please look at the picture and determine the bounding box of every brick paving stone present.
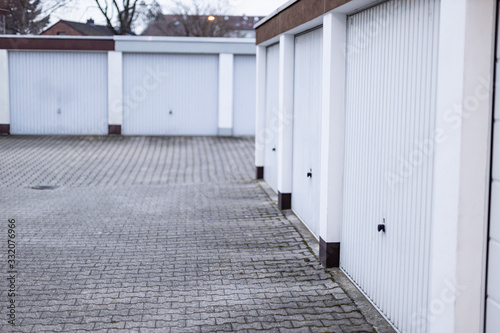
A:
[0,136,376,332]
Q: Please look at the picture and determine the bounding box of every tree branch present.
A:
[94,0,119,34]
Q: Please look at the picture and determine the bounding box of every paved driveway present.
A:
[0,136,377,333]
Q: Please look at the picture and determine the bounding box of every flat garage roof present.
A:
[254,0,385,44]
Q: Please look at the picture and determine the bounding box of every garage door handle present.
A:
[378,218,386,233]
[272,147,276,151]
[169,110,173,115]
[307,169,312,178]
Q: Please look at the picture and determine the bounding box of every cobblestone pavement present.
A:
[0,136,376,332]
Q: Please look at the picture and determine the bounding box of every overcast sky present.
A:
[50,0,287,31]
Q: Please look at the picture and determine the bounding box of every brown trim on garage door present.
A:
[0,124,10,135]
[278,192,292,210]
[108,125,122,135]
[0,38,114,51]
[256,0,353,44]
[319,237,340,268]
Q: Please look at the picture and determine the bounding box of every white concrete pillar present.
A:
[108,51,123,135]
[428,0,496,332]
[277,34,294,209]
[218,53,234,136]
[318,12,346,268]
[255,45,267,179]
[0,50,10,134]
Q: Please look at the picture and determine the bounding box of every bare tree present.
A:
[93,0,145,35]
[163,0,234,37]
[41,0,71,16]
[0,0,66,34]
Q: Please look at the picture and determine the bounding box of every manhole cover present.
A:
[31,185,58,190]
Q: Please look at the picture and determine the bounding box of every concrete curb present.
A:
[258,180,397,333]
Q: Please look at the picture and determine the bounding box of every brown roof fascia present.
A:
[256,0,353,44]
[0,37,115,51]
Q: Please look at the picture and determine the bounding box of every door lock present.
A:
[378,218,386,233]
[307,169,312,178]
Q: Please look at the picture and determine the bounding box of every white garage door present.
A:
[291,27,323,237]
[9,51,108,135]
[341,1,440,332]
[264,44,280,193]
[123,53,218,135]
[233,55,256,136]
[486,33,500,332]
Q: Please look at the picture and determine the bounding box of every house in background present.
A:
[142,15,262,38]
[42,19,114,36]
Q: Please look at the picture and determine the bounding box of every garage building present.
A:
[0,36,256,136]
[254,0,497,332]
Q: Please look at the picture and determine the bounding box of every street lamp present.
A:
[0,9,7,35]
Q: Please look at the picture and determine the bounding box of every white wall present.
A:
[431,0,496,332]
[318,12,346,261]
[218,53,234,136]
[277,34,294,199]
[0,50,9,127]
[233,55,256,136]
[487,10,500,332]
[108,51,123,128]
[255,45,267,171]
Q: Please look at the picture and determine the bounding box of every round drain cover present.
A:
[31,185,58,190]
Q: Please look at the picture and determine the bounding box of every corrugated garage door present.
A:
[291,27,323,237]
[233,55,256,136]
[341,1,440,332]
[264,44,279,192]
[9,51,108,135]
[486,27,500,332]
[123,53,218,135]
